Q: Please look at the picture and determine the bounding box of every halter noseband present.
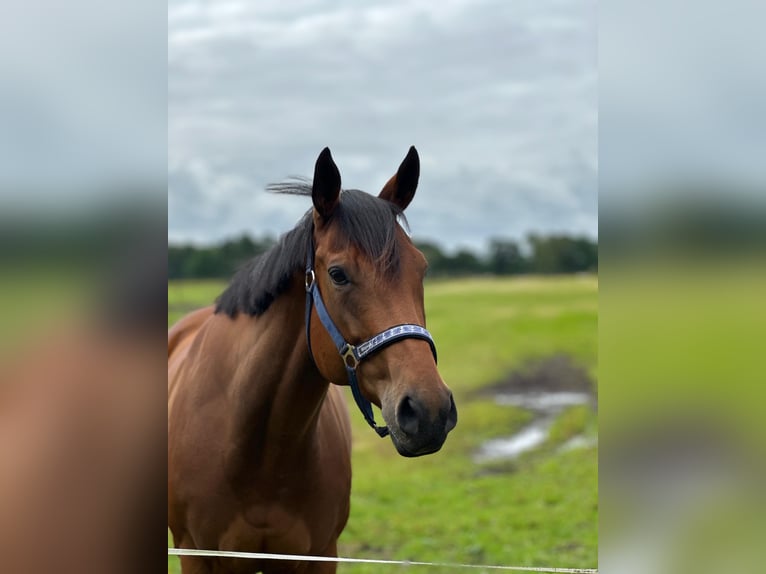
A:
[304,233,437,438]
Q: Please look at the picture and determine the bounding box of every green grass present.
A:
[167,279,225,325]
[168,275,598,573]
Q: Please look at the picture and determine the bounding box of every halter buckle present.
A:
[341,344,359,370]
[305,269,316,291]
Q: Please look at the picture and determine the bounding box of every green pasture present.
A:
[168,275,598,573]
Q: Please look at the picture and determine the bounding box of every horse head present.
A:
[306,147,457,457]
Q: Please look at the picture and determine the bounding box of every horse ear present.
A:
[379,146,419,210]
[312,147,341,219]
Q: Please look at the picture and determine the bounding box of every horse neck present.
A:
[225,276,330,475]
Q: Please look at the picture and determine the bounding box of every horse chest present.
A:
[220,502,313,554]
[243,464,349,534]
[225,485,344,557]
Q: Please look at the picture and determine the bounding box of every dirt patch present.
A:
[475,354,596,398]
[473,354,598,464]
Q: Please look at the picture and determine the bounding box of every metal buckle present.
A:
[341,344,359,370]
[305,269,315,291]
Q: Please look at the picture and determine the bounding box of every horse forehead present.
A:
[367,258,424,300]
[317,222,423,281]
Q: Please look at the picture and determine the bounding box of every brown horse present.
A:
[168,147,458,574]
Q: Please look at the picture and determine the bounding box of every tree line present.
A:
[169,233,597,280]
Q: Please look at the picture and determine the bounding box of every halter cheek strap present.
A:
[304,236,437,438]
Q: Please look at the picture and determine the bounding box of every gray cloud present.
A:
[599,0,766,195]
[169,0,597,250]
[1,2,165,198]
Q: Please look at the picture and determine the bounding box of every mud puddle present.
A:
[474,355,597,462]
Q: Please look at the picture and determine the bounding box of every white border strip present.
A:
[168,548,598,573]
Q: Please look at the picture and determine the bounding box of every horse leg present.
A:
[305,541,339,574]
[180,552,215,574]
[175,535,214,574]
[262,559,337,574]
[260,541,338,574]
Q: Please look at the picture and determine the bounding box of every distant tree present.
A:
[219,234,275,273]
[168,245,194,279]
[445,249,485,276]
[220,235,257,263]
[528,234,597,274]
[414,241,448,277]
[183,248,227,278]
[488,239,527,275]
[169,233,596,280]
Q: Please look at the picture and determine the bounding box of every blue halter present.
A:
[304,235,437,438]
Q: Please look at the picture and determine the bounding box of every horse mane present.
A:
[215,183,409,318]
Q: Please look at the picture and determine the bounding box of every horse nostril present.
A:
[396,396,420,436]
[445,392,458,433]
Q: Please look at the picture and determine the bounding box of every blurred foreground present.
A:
[1,2,166,569]
[600,0,766,569]
[0,207,167,573]
[600,253,766,574]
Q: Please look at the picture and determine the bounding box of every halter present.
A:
[304,233,437,438]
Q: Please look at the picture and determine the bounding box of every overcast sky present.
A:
[168,0,597,251]
[2,1,761,239]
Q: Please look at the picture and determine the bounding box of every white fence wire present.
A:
[168,548,598,573]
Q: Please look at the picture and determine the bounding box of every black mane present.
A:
[215,184,408,318]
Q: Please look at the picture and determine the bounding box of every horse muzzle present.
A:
[386,390,458,457]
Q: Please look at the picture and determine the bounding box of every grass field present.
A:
[168,275,598,573]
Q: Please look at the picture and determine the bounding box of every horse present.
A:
[168,146,458,574]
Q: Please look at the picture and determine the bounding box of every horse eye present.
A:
[328,266,350,285]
